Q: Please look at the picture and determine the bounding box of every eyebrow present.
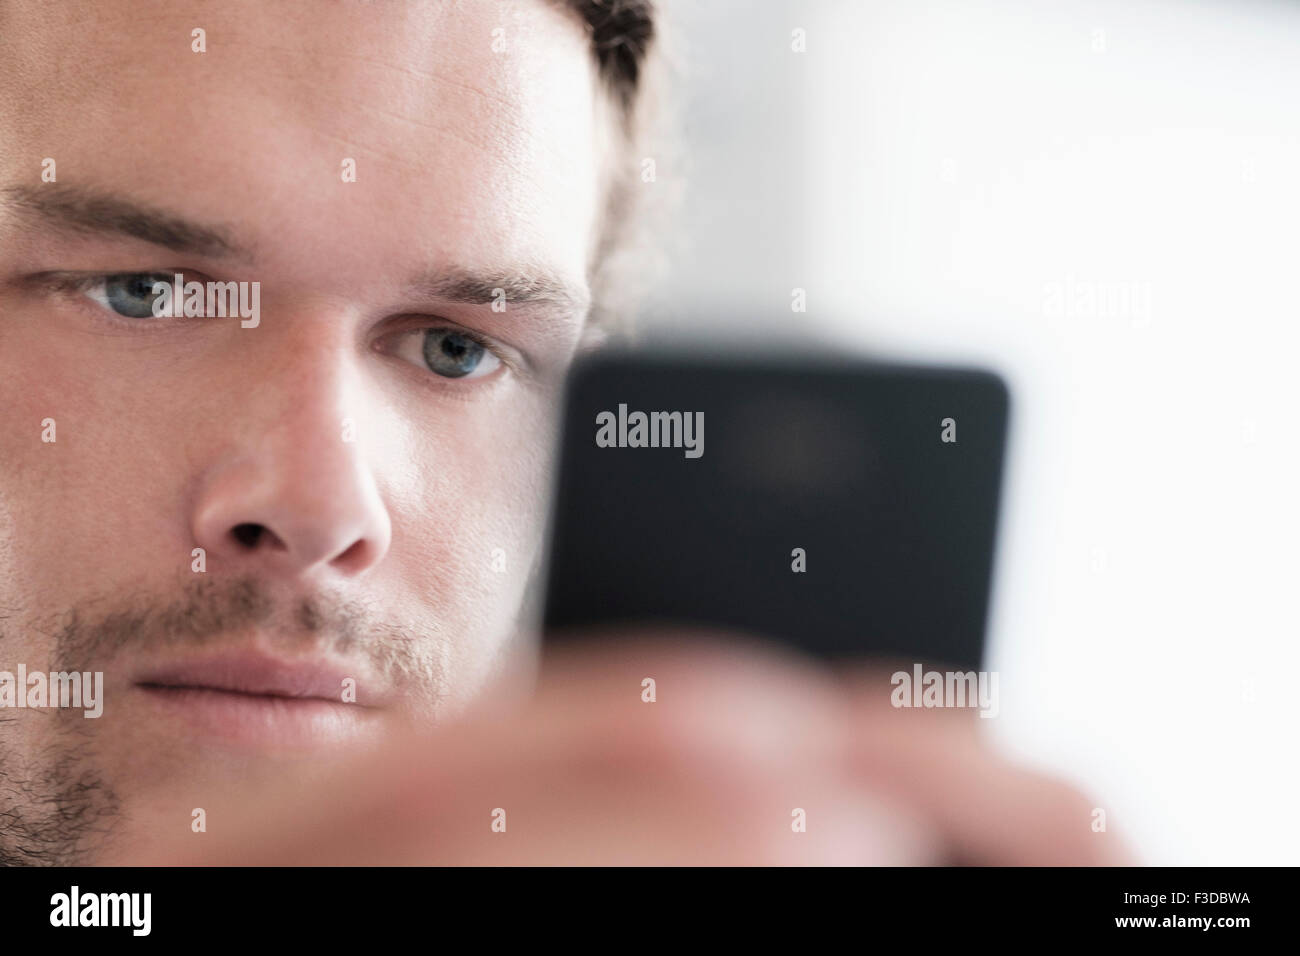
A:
[412,267,590,315]
[3,184,249,260]
[3,184,589,316]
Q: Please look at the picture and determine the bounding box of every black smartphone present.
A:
[541,350,1010,670]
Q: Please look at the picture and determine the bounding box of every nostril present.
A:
[231,523,266,548]
[331,537,372,572]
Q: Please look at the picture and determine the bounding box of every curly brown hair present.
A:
[558,0,661,330]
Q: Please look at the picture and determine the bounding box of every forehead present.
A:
[0,0,601,288]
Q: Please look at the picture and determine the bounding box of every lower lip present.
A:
[136,685,378,749]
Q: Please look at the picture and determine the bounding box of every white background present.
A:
[647,0,1300,865]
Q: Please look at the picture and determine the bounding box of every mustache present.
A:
[44,576,442,695]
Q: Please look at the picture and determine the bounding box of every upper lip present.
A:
[134,649,385,707]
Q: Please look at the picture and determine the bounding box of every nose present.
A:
[190,346,392,580]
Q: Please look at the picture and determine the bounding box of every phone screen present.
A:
[542,353,1009,670]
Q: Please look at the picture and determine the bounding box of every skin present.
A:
[0,0,1128,865]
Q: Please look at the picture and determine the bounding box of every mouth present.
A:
[132,650,387,748]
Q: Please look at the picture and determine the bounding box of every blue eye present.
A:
[90,273,173,318]
[421,328,500,379]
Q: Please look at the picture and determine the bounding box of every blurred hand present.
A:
[107,633,1131,865]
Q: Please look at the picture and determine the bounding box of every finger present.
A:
[840,666,1135,865]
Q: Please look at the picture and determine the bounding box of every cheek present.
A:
[0,313,193,600]
[385,385,559,623]
[378,390,557,702]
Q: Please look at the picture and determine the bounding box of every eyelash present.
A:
[387,324,510,382]
[40,270,164,297]
[37,270,187,319]
[33,270,514,381]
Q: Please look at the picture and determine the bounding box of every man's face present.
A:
[0,0,601,862]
